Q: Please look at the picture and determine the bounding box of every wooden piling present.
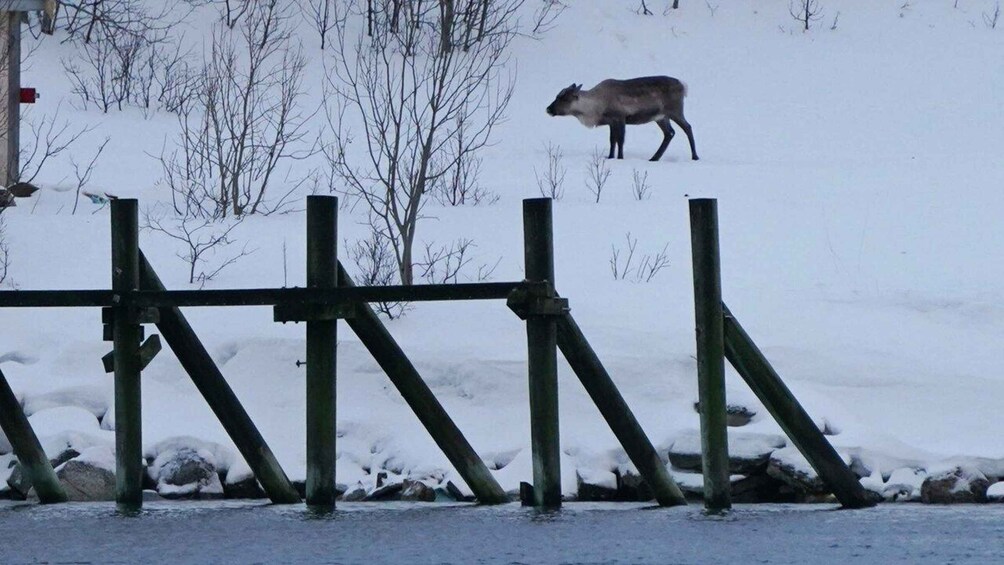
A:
[305,195,338,508]
[523,198,561,508]
[0,368,67,503]
[336,263,509,504]
[689,198,731,512]
[110,199,143,509]
[138,253,301,504]
[722,304,875,508]
[556,313,687,506]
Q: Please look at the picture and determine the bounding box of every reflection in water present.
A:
[0,501,1002,564]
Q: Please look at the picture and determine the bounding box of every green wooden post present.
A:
[305,195,337,508]
[523,198,561,508]
[110,199,143,509]
[138,253,301,504]
[0,368,68,503]
[722,304,875,509]
[556,313,687,506]
[689,198,731,512]
[336,263,509,504]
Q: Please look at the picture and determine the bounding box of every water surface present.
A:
[1,501,1001,564]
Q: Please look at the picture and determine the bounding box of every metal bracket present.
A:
[102,334,162,373]
[102,306,158,342]
[506,281,569,321]
[273,302,357,323]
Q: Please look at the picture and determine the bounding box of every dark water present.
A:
[1,501,1002,564]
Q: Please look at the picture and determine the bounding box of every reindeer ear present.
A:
[575,84,583,91]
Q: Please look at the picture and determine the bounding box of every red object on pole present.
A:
[19,88,37,104]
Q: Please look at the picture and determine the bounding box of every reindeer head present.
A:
[546,83,582,116]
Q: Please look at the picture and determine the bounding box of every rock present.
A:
[342,483,367,501]
[987,482,1004,503]
[668,431,785,475]
[400,479,435,502]
[7,447,86,499]
[6,465,30,500]
[693,401,757,427]
[882,467,927,502]
[576,471,618,502]
[921,466,989,504]
[56,459,117,501]
[7,182,39,198]
[445,480,475,502]
[224,475,267,499]
[766,449,828,496]
[152,447,223,500]
[615,469,653,502]
[366,481,404,501]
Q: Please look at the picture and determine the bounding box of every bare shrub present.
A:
[416,238,499,284]
[143,206,254,286]
[535,142,566,200]
[985,2,1001,29]
[610,232,670,283]
[532,0,567,35]
[347,230,408,319]
[326,0,519,285]
[431,118,499,206]
[19,106,94,185]
[585,149,611,203]
[631,169,651,201]
[161,0,314,219]
[789,0,822,31]
[71,138,110,215]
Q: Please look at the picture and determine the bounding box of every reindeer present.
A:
[545,76,698,162]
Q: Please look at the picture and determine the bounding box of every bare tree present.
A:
[301,0,338,49]
[534,141,566,200]
[144,206,254,286]
[585,149,611,203]
[790,0,822,31]
[326,0,519,285]
[161,0,314,219]
[985,2,1000,29]
[59,0,184,44]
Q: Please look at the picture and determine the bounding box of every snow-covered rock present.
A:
[668,430,786,475]
[149,446,223,500]
[882,467,927,502]
[55,446,117,501]
[921,466,990,504]
[987,482,1004,503]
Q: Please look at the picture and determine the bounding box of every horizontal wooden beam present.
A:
[0,282,542,309]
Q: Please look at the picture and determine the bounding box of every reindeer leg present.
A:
[670,114,699,161]
[650,119,675,162]
[607,125,617,159]
[615,122,626,159]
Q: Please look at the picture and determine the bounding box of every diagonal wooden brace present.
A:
[101,306,158,342]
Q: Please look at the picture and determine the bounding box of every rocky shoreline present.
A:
[4,432,1003,505]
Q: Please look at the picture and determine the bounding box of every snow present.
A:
[2,0,1004,500]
